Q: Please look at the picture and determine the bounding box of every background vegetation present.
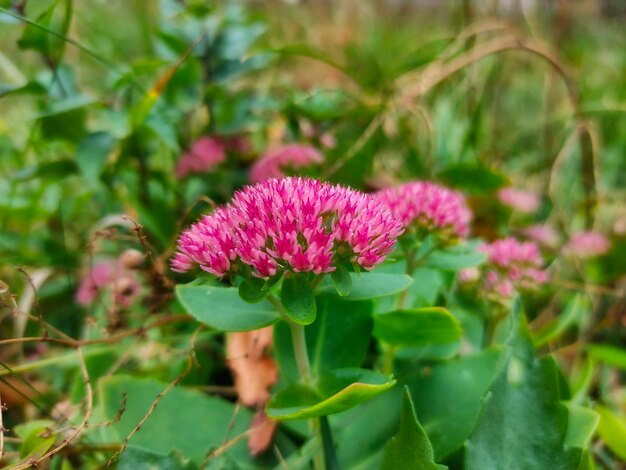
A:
[0,1,625,469]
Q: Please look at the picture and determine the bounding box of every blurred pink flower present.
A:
[249,145,324,183]
[497,187,541,214]
[375,181,472,239]
[175,137,225,179]
[175,135,249,179]
[319,132,336,149]
[521,224,560,248]
[76,262,115,305]
[172,177,403,277]
[76,259,141,307]
[478,237,549,298]
[458,267,480,283]
[563,231,610,259]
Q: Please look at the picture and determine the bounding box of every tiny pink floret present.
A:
[375,181,472,238]
[172,177,403,277]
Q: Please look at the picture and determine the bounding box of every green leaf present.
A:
[238,276,268,303]
[118,447,198,470]
[75,132,116,183]
[334,387,403,469]
[564,405,598,450]
[37,95,94,141]
[595,405,626,460]
[281,273,317,325]
[438,162,508,195]
[587,344,626,370]
[317,272,413,301]
[175,284,279,331]
[14,419,56,459]
[18,0,73,64]
[331,265,352,296]
[373,308,461,347]
[534,295,588,346]
[266,368,396,420]
[465,315,583,470]
[381,387,447,470]
[100,375,295,466]
[425,245,486,271]
[406,349,502,459]
[274,297,374,382]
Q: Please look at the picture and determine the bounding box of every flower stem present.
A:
[268,293,319,469]
[287,321,325,470]
[289,322,312,380]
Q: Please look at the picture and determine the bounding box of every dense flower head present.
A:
[172,177,404,277]
[375,181,472,239]
[563,231,610,259]
[250,144,324,183]
[475,237,549,298]
[497,187,541,214]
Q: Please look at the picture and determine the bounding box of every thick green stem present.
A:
[281,312,324,470]
[288,322,325,470]
[289,322,312,381]
[382,344,396,375]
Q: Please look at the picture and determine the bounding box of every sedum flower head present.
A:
[172,177,403,278]
[375,181,472,239]
[250,144,324,183]
[477,237,549,298]
[562,231,610,259]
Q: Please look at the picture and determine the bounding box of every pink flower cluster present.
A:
[250,144,324,183]
[176,135,249,179]
[497,187,541,214]
[76,250,143,307]
[172,177,403,278]
[521,224,559,248]
[477,238,549,298]
[563,231,610,259]
[375,181,472,239]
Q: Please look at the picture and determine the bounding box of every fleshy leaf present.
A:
[406,348,501,459]
[330,264,352,296]
[316,272,413,301]
[99,375,295,467]
[381,387,447,470]
[373,308,461,347]
[266,368,396,420]
[281,273,317,325]
[465,311,584,469]
[238,276,269,303]
[176,284,279,331]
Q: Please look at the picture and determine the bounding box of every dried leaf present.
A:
[226,327,278,407]
[248,408,278,456]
